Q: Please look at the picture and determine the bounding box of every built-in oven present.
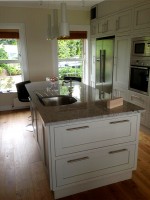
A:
[129,60,150,95]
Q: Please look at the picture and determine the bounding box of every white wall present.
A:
[0,6,90,110]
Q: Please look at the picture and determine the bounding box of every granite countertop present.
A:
[26,81,145,125]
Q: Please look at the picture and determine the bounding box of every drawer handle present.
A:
[67,156,89,163]
[66,126,89,131]
[109,120,129,124]
[109,149,127,154]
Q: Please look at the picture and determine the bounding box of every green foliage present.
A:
[58,67,82,80]
[0,39,17,45]
[58,39,83,59]
[6,65,21,75]
[0,64,21,76]
[0,47,8,60]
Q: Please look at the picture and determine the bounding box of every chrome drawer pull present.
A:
[109,149,127,154]
[67,156,89,163]
[110,120,129,124]
[66,126,89,131]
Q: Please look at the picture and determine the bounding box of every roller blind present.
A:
[0,29,19,39]
[58,31,87,40]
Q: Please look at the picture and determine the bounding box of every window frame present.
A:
[51,25,90,85]
[0,23,29,82]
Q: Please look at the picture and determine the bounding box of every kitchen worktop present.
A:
[26,81,144,125]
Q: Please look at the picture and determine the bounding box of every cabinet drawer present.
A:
[55,144,136,187]
[54,115,138,156]
[128,91,148,109]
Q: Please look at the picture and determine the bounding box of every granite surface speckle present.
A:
[26,81,145,125]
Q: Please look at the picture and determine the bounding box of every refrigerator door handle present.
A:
[100,50,105,83]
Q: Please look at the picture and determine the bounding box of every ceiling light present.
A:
[59,2,70,38]
[47,9,59,40]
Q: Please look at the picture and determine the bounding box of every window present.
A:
[0,31,22,92]
[57,31,87,82]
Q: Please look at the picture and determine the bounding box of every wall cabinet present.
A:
[116,10,132,34]
[98,15,116,35]
[93,9,131,37]
[48,114,140,199]
[90,20,98,36]
[133,3,150,30]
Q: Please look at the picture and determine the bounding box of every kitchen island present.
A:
[26,81,144,199]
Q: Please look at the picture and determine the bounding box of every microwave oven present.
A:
[132,37,150,57]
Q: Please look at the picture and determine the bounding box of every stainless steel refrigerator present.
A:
[96,36,115,98]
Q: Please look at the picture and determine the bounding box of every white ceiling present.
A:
[0,0,104,10]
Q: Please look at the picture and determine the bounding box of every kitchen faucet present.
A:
[62,79,72,87]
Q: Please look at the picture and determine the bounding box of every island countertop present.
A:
[26,81,144,125]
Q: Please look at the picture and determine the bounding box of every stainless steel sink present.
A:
[38,95,77,106]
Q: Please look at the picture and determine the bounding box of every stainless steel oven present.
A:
[129,60,150,95]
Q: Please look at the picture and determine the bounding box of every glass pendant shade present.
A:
[47,9,59,40]
[59,2,70,38]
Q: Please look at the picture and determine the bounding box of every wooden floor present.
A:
[0,110,150,200]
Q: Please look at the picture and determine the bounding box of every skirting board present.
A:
[53,171,132,199]
[0,105,30,111]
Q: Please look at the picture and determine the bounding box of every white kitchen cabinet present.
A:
[49,113,140,199]
[116,9,132,34]
[54,115,138,156]
[90,20,98,36]
[128,90,148,127]
[97,9,131,37]
[98,15,116,36]
[36,111,50,171]
[113,36,131,90]
[56,143,136,186]
[128,90,148,109]
[133,3,150,30]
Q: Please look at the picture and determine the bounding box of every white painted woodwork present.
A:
[133,3,150,30]
[54,115,138,156]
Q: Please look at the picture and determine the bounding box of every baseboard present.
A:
[0,105,30,111]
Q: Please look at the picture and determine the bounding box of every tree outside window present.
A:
[58,39,84,80]
[0,39,22,92]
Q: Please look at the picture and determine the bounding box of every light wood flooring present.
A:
[0,109,150,200]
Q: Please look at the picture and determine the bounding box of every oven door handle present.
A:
[130,66,149,70]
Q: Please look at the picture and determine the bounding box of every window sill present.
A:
[0,90,17,94]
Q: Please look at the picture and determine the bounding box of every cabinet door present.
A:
[54,115,138,156]
[98,16,116,35]
[116,10,132,33]
[36,112,45,162]
[113,36,131,89]
[55,144,136,186]
[91,20,98,36]
[134,3,150,30]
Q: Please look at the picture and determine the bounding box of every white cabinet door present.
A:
[55,144,136,186]
[91,20,98,36]
[116,10,132,33]
[133,3,150,30]
[98,15,116,35]
[113,36,131,89]
[54,115,138,156]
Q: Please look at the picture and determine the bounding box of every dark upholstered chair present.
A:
[64,76,82,82]
[16,80,33,131]
[16,80,31,102]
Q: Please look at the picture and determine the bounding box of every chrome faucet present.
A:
[62,79,72,87]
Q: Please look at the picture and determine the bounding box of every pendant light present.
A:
[47,9,59,40]
[59,2,70,38]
